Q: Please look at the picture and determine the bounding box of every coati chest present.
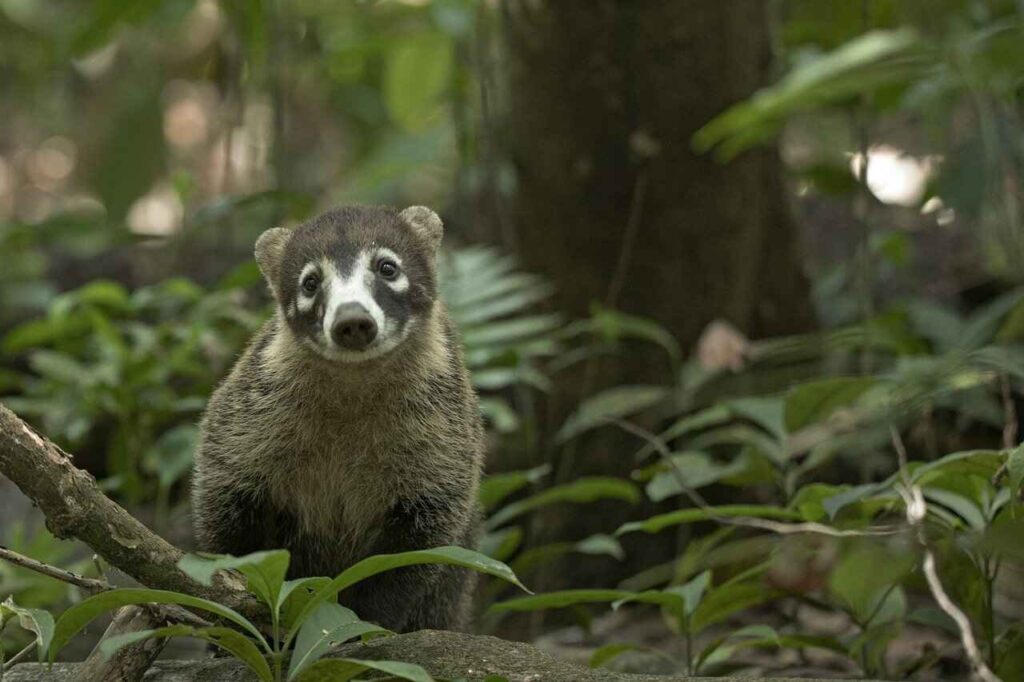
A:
[260,396,456,544]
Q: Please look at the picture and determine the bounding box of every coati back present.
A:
[192,205,484,632]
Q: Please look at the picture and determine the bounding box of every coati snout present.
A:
[254,204,444,363]
[331,302,377,350]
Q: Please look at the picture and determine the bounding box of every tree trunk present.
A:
[498,0,816,593]
[503,0,813,346]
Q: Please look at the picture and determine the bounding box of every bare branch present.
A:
[0,546,108,594]
[3,641,36,670]
[890,427,1002,682]
[0,403,263,623]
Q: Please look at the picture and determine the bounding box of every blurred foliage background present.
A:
[3,0,1024,679]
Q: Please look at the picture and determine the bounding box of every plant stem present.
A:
[2,641,36,672]
[684,615,694,676]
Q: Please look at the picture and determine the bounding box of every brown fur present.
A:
[192,206,484,632]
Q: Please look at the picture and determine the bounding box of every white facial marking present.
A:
[321,252,386,347]
[296,263,318,313]
[378,247,409,293]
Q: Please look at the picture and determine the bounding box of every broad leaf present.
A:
[178,550,290,615]
[487,477,639,529]
[295,658,433,682]
[279,577,331,633]
[286,547,526,647]
[491,589,632,613]
[1,597,54,663]
[589,642,645,668]
[49,588,267,660]
[557,385,669,442]
[784,377,877,432]
[99,625,273,682]
[616,505,800,536]
[288,603,389,681]
[479,464,551,509]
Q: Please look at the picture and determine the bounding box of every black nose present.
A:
[331,303,378,350]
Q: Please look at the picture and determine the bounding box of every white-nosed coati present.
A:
[191,205,484,632]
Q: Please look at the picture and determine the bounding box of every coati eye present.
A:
[378,259,399,280]
[301,274,320,294]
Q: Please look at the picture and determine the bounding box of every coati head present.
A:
[255,205,443,363]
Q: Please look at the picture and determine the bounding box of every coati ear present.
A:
[399,206,443,250]
[255,227,292,297]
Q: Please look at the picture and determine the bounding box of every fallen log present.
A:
[5,629,881,682]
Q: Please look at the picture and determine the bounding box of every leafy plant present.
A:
[1,277,263,506]
[481,290,1024,677]
[47,546,527,682]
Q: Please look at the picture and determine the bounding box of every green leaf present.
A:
[557,386,669,442]
[286,547,527,647]
[144,425,198,488]
[674,570,711,617]
[821,483,889,520]
[587,307,682,367]
[100,625,273,682]
[727,397,787,441]
[490,589,632,614]
[479,527,524,563]
[486,477,640,530]
[911,449,1004,483]
[288,603,389,681]
[279,577,332,633]
[177,551,290,616]
[694,29,926,159]
[295,658,433,682]
[384,33,454,132]
[221,0,267,71]
[589,642,644,668]
[28,351,86,384]
[462,315,562,349]
[479,464,551,509]
[61,280,131,311]
[573,534,625,561]
[1,597,55,663]
[511,535,625,575]
[49,588,267,660]
[829,543,912,624]
[612,570,712,623]
[71,0,166,55]
[616,505,801,536]
[644,452,747,502]
[784,377,877,432]
[478,397,521,434]
[692,580,778,634]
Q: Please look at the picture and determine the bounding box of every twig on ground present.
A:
[890,426,1002,682]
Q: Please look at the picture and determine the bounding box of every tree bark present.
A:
[502,0,814,346]
[77,606,169,682]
